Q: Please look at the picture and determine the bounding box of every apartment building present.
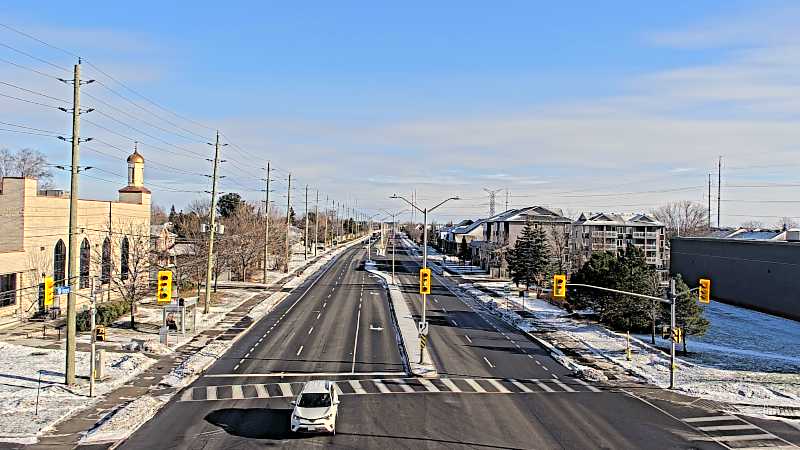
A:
[571,212,667,271]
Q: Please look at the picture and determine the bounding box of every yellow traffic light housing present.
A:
[44,276,54,307]
[552,274,566,299]
[671,327,683,344]
[698,278,711,304]
[419,268,431,295]
[157,270,173,304]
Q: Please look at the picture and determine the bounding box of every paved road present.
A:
[119,238,798,449]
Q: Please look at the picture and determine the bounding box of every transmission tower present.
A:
[483,188,504,217]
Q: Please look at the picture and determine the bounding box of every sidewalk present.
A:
[15,241,360,449]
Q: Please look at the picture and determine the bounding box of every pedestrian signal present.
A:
[44,276,54,306]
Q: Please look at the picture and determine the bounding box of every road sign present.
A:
[43,277,54,306]
[419,334,428,349]
[698,278,711,304]
[671,327,684,344]
[552,274,566,299]
[157,270,173,304]
[418,321,429,336]
[419,268,432,295]
[55,285,70,296]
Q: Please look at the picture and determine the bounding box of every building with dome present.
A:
[0,148,151,328]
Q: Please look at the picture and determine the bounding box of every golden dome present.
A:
[127,150,144,164]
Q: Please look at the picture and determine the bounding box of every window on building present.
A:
[80,238,90,288]
[101,238,111,284]
[54,239,66,286]
[121,237,129,281]
[0,273,16,307]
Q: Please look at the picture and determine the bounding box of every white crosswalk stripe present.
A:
[681,413,796,448]
[181,377,600,402]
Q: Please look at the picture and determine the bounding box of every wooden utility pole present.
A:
[284,173,291,272]
[314,190,319,256]
[204,131,223,314]
[262,162,271,281]
[65,60,82,385]
[304,185,310,260]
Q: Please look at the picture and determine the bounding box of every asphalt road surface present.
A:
[119,238,798,449]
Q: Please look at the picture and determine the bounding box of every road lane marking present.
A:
[206,386,217,400]
[204,371,407,378]
[697,424,758,432]
[279,383,293,397]
[451,320,459,326]
[392,379,414,392]
[316,312,321,320]
[487,379,510,393]
[534,380,554,392]
[683,415,739,423]
[231,385,244,399]
[542,366,549,371]
[509,379,533,393]
[308,327,314,335]
[551,379,575,392]
[441,306,447,313]
[574,378,601,392]
[348,380,367,394]
[233,364,239,371]
[419,378,440,392]
[296,346,303,356]
[351,307,361,373]
[464,335,472,343]
[323,302,327,308]
[464,379,486,393]
[239,358,245,364]
[441,378,461,393]
[483,357,495,368]
[254,384,269,398]
[373,379,391,393]
[244,352,251,358]
[712,434,778,442]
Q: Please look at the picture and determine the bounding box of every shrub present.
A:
[76,300,132,332]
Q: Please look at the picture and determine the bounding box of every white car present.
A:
[290,380,340,434]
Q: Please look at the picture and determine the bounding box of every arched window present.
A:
[80,238,90,288]
[120,237,129,281]
[53,240,66,286]
[101,238,111,284]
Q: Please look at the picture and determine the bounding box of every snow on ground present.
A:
[0,341,154,441]
[467,281,800,411]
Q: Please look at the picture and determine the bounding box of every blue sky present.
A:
[1,1,800,225]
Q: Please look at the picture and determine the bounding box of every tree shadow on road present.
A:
[205,407,303,440]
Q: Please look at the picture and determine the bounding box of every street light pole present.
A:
[390,194,459,364]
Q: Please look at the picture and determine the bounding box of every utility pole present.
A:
[314,190,319,256]
[304,185,309,260]
[505,188,510,211]
[324,196,330,248]
[204,131,223,314]
[707,173,712,229]
[717,156,722,228]
[64,59,89,386]
[669,278,677,390]
[89,277,97,397]
[284,173,292,272]
[262,162,271,281]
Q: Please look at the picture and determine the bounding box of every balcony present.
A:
[645,257,658,265]
[645,232,658,239]
[632,232,645,239]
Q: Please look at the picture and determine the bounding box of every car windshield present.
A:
[297,392,331,408]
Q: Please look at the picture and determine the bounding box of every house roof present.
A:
[485,206,570,224]
[452,219,485,235]
[574,211,664,227]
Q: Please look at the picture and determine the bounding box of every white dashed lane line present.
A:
[483,357,495,368]
[464,335,472,343]
[296,346,304,356]
[308,327,314,335]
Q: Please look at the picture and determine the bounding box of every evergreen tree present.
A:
[458,237,469,263]
[168,205,177,223]
[217,193,242,219]
[506,220,550,289]
[672,274,710,353]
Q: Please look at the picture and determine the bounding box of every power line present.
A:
[0,91,62,109]
[0,80,69,103]
[0,41,70,71]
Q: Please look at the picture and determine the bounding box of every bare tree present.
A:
[651,201,709,239]
[93,221,151,329]
[0,148,54,188]
[0,148,13,177]
[547,224,570,274]
[224,202,264,281]
[775,217,798,230]
[151,203,168,225]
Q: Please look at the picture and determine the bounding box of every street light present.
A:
[390,194,459,364]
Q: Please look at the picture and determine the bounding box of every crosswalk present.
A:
[179,376,602,402]
[682,413,797,449]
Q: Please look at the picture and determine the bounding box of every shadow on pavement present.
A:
[205,407,301,440]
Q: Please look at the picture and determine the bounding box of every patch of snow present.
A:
[81,395,165,444]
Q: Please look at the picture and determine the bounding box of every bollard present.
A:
[95,349,106,380]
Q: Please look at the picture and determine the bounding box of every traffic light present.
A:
[552,274,566,299]
[698,278,711,304]
[44,276,54,307]
[419,268,432,295]
[157,271,173,304]
[671,327,683,344]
